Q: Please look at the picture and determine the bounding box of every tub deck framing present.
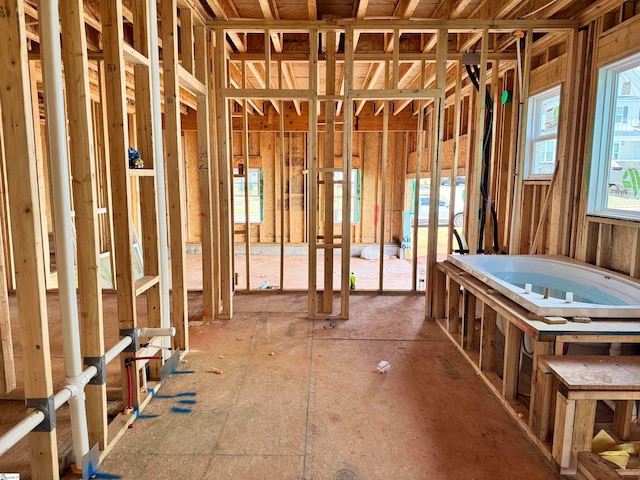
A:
[435,259,640,475]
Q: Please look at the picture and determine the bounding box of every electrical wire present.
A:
[465,63,501,253]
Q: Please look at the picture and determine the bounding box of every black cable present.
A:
[465,64,501,254]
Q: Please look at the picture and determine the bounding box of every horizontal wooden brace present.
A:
[222,88,314,100]
[207,19,579,33]
[349,88,442,100]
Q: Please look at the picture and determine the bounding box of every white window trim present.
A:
[588,51,640,222]
[524,85,561,180]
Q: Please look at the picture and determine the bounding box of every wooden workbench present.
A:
[434,260,640,472]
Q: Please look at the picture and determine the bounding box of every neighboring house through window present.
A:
[525,85,561,179]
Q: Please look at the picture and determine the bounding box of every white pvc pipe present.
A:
[0,410,45,456]
[39,0,89,464]
[105,336,133,365]
[148,0,172,353]
[139,327,176,338]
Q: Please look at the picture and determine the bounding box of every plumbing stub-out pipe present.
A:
[139,327,176,338]
[39,0,90,466]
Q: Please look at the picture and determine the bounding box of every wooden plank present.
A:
[509,30,532,253]
[162,0,189,348]
[214,29,234,318]
[322,31,336,314]
[426,29,447,318]
[0,201,15,394]
[194,25,215,322]
[630,229,640,279]
[596,222,613,269]
[61,0,108,448]
[242,102,251,290]
[503,320,522,400]
[447,62,463,254]
[467,30,488,254]
[462,289,476,350]
[479,303,496,372]
[562,399,597,475]
[577,452,624,480]
[28,61,53,291]
[529,363,554,441]
[179,7,194,74]
[446,277,460,334]
[540,356,640,391]
[0,0,58,475]
[307,29,319,317]
[613,399,634,441]
[378,65,389,292]
[340,28,354,319]
[102,0,140,409]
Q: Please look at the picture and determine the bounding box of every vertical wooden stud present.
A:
[101,0,140,409]
[426,29,447,318]
[214,28,234,318]
[467,29,489,254]
[195,25,215,322]
[61,0,108,448]
[0,0,58,475]
[323,31,336,314]
[162,0,189,346]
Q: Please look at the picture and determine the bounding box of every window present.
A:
[333,169,361,224]
[589,51,640,221]
[233,168,263,223]
[615,106,628,124]
[525,85,561,179]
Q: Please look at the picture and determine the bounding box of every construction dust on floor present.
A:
[92,293,559,480]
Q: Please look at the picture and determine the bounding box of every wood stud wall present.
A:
[0,0,219,476]
[4,1,640,475]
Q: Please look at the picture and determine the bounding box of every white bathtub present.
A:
[447,254,640,318]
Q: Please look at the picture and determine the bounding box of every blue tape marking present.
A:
[154,392,196,399]
[87,461,97,477]
[91,473,122,479]
[177,399,196,405]
[170,406,192,414]
[170,364,195,374]
[137,414,160,419]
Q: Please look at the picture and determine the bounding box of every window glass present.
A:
[589,52,640,220]
[525,86,561,179]
[334,169,361,224]
[233,168,263,223]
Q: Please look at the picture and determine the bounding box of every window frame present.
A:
[588,51,640,222]
[524,85,562,180]
[333,168,361,224]
[233,168,264,224]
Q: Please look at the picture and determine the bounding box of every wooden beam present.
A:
[508,30,532,253]
[308,29,319,317]
[426,29,447,319]
[194,25,215,322]
[0,188,14,394]
[214,29,234,318]
[340,27,354,319]
[0,0,58,474]
[179,7,195,74]
[162,0,189,349]
[61,0,108,449]
[446,62,463,254]
[102,0,141,409]
[467,30,489,254]
[322,31,336,314]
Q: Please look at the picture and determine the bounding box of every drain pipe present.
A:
[39,0,90,466]
[148,0,172,350]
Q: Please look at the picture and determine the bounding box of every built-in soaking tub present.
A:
[447,254,640,319]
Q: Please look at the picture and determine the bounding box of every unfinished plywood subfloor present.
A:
[0,291,205,479]
[95,294,560,480]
